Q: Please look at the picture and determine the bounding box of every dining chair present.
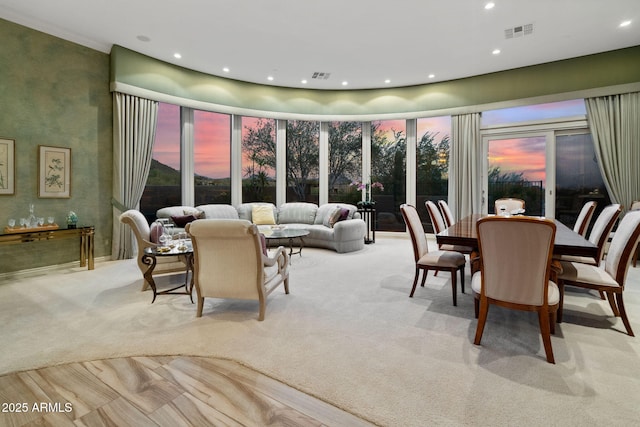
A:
[186,219,289,320]
[557,210,640,336]
[400,204,466,306]
[438,200,455,228]
[573,201,597,237]
[494,198,525,215]
[425,201,473,255]
[472,216,559,363]
[556,204,621,266]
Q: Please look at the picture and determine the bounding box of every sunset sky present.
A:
[152,99,585,182]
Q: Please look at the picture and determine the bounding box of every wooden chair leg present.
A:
[410,268,420,297]
[605,291,620,317]
[450,269,458,306]
[474,295,480,318]
[196,297,204,317]
[615,293,635,336]
[459,265,465,294]
[549,309,557,335]
[557,283,565,323]
[474,299,489,344]
[538,310,556,364]
[420,269,428,287]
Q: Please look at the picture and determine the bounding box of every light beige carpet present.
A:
[2,236,639,426]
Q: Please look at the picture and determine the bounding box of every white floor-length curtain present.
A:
[112,93,159,259]
[586,92,640,211]
[449,113,481,219]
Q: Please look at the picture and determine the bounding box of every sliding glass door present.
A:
[483,133,552,216]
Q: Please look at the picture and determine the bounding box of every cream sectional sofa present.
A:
[156,202,366,253]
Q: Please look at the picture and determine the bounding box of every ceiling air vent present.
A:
[505,23,533,39]
[312,72,331,80]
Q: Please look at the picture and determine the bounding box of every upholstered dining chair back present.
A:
[573,201,597,237]
[438,200,455,228]
[119,209,187,291]
[425,200,447,234]
[603,210,640,286]
[474,216,558,362]
[587,204,621,261]
[494,198,525,214]
[477,216,556,306]
[401,203,430,261]
[186,219,289,320]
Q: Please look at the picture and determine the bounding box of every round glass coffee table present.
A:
[259,226,310,260]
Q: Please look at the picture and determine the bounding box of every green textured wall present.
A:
[111,44,640,119]
[0,19,112,274]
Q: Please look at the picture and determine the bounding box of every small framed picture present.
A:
[0,138,15,195]
[38,145,71,198]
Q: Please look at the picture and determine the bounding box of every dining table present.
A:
[436,213,598,275]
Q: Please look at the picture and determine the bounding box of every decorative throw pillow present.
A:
[183,208,205,218]
[339,207,350,221]
[252,205,276,225]
[329,206,342,228]
[171,214,197,227]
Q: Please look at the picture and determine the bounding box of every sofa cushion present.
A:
[278,202,318,225]
[252,205,276,225]
[196,204,239,219]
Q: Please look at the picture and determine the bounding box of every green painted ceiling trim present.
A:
[111,44,640,118]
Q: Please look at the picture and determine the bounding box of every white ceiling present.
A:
[1,0,639,90]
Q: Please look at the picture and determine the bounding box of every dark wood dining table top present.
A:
[436,214,598,258]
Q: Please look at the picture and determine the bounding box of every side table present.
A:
[357,207,376,244]
[142,242,194,303]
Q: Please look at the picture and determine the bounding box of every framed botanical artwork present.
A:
[38,145,71,198]
[0,138,15,195]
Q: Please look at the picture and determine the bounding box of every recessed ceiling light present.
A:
[136,35,150,42]
[428,74,435,79]
[267,76,274,81]
[173,53,182,59]
[342,81,348,86]
[301,79,308,84]
[485,2,495,10]
[222,67,230,73]
[620,20,632,28]
[384,79,391,84]
[492,49,501,55]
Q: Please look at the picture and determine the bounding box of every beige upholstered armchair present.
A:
[119,209,188,291]
[186,219,290,320]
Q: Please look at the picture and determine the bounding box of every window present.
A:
[371,120,406,231]
[241,117,277,203]
[416,116,451,232]
[193,110,231,205]
[328,121,361,203]
[141,102,181,222]
[555,132,611,232]
[286,120,319,202]
[482,99,587,126]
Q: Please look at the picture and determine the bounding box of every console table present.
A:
[0,226,95,270]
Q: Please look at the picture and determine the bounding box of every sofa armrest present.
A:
[333,218,366,240]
